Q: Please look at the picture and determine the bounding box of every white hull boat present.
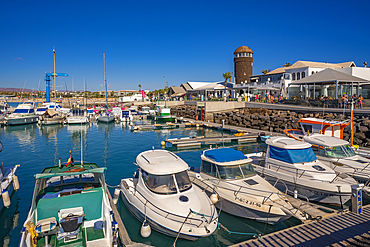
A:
[119,149,218,240]
[188,148,304,223]
[6,103,38,125]
[246,137,356,206]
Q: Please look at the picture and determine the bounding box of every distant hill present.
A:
[0,87,38,93]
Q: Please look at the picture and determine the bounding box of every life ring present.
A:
[25,221,37,247]
[63,167,87,173]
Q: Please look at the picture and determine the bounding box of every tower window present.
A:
[292,73,296,80]
[297,72,301,80]
[302,72,305,78]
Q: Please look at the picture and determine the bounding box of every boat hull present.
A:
[6,116,38,125]
[97,116,115,123]
[153,116,176,122]
[66,117,89,124]
[0,165,19,212]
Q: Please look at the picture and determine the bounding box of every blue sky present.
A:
[1,0,369,92]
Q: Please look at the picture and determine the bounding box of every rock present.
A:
[354,132,366,140]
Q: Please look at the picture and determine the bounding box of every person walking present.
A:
[358,95,363,109]
[352,94,357,109]
[323,95,329,108]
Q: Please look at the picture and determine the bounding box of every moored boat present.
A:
[65,109,89,124]
[0,141,20,211]
[38,109,66,125]
[119,149,218,240]
[188,148,304,223]
[6,103,38,125]
[246,136,356,206]
[304,134,370,185]
[19,159,117,247]
[153,105,176,122]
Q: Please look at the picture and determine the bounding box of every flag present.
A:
[66,155,72,167]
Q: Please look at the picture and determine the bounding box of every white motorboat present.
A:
[36,102,71,115]
[0,141,20,211]
[6,103,39,125]
[246,136,357,206]
[65,109,89,124]
[304,134,370,185]
[188,148,304,223]
[119,149,218,240]
[19,161,117,247]
[139,106,150,115]
[0,100,10,114]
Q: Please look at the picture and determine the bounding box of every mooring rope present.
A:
[218,222,261,238]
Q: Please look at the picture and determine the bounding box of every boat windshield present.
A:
[325,146,347,158]
[217,162,255,180]
[13,109,29,114]
[342,144,356,156]
[174,171,192,192]
[141,170,177,195]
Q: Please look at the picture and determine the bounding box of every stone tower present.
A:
[234,46,253,84]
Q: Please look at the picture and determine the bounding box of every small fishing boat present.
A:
[97,110,115,123]
[19,157,117,247]
[246,136,357,206]
[119,149,218,240]
[153,105,176,122]
[6,103,39,125]
[304,134,370,185]
[65,109,89,124]
[0,141,20,211]
[258,132,271,143]
[119,109,133,122]
[38,109,66,125]
[139,106,150,115]
[188,148,304,223]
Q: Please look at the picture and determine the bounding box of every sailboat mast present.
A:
[104,52,108,109]
[53,49,56,101]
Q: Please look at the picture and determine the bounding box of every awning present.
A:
[35,167,106,179]
[171,93,186,97]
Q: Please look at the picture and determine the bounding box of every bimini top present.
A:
[304,134,349,147]
[266,136,312,149]
[203,148,249,164]
[136,150,188,175]
[299,118,349,127]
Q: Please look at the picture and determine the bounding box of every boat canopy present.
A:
[136,150,188,175]
[203,148,247,163]
[304,134,349,147]
[269,146,317,164]
[35,167,106,179]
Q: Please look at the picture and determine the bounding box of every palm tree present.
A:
[138,84,142,92]
[282,63,291,67]
[261,69,271,75]
[223,72,232,100]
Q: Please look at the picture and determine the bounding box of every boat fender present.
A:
[25,221,38,247]
[2,189,10,208]
[112,188,120,205]
[12,175,20,191]
[210,193,219,204]
[140,220,151,238]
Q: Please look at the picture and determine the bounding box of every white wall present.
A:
[337,67,370,81]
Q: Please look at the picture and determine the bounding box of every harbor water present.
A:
[0,106,302,246]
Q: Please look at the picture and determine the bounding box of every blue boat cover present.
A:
[204,148,247,163]
[269,146,316,164]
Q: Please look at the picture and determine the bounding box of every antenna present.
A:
[81,122,83,167]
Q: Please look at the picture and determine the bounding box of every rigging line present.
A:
[262,205,272,237]
[172,210,192,247]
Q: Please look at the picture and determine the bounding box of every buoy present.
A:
[2,190,10,208]
[140,220,151,238]
[161,141,166,146]
[210,193,219,204]
[196,124,199,127]
[12,175,20,191]
[113,188,120,204]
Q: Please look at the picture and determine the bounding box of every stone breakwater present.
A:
[171,105,370,146]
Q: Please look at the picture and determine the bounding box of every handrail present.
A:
[123,181,218,226]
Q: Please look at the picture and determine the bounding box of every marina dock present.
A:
[232,205,370,247]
